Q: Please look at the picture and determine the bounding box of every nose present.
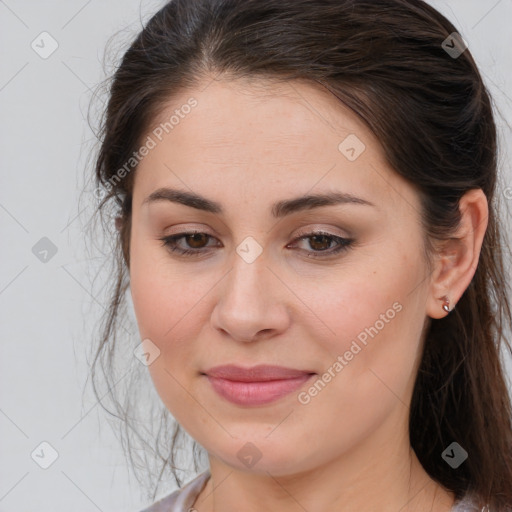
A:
[210,247,291,343]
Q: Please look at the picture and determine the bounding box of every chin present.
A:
[208,436,322,477]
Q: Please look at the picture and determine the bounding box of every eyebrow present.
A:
[142,187,376,218]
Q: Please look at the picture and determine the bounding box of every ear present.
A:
[426,188,488,319]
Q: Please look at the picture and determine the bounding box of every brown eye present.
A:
[289,231,354,259]
[185,233,210,248]
[308,234,335,251]
[159,230,354,260]
[159,231,220,257]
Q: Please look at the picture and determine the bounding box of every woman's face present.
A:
[129,77,434,476]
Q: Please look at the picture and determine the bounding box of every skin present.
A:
[128,76,488,512]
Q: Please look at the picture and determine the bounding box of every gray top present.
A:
[139,470,488,512]
[139,471,210,512]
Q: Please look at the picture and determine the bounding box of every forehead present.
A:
[132,77,415,217]
[149,77,373,153]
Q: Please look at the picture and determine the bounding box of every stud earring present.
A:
[442,296,451,313]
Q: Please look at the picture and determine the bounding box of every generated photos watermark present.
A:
[298,301,403,405]
[94,97,198,201]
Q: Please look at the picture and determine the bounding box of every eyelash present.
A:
[158,230,354,259]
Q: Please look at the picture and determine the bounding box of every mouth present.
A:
[202,364,316,406]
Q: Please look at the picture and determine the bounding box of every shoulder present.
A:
[139,470,211,512]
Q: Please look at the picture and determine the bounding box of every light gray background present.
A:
[1,1,511,511]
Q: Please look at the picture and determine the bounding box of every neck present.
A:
[192,410,456,512]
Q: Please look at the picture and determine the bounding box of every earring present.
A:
[442,296,451,313]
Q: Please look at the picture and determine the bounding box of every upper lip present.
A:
[204,364,315,382]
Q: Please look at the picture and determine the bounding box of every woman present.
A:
[89,0,512,510]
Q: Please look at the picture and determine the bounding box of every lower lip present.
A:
[205,374,314,406]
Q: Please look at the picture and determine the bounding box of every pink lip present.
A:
[203,365,315,406]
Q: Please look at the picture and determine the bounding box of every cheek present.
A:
[129,236,224,385]
[129,246,209,422]
[287,263,422,453]
[130,267,205,365]
[298,265,407,349]
[129,232,197,340]
[130,267,173,343]
[297,248,424,395]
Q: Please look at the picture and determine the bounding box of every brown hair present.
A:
[87,0,512,507]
